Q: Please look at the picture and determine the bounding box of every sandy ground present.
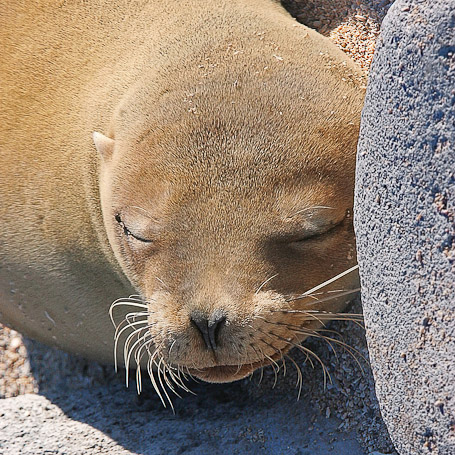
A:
[1,1,397,454]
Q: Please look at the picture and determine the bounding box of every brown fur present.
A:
[0,0,364,382]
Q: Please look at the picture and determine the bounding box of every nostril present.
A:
[190,312,226,351]
[190,315,211,350]
[208,315,226,350]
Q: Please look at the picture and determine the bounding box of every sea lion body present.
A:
[0,0,364,381]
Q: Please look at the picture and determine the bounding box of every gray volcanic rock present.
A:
[355,1,455,454]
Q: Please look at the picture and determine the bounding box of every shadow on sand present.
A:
[23,335,367,455]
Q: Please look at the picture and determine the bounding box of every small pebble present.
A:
[10,336,22,351]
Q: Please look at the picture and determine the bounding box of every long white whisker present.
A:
[162,364,183,399]
[124,327,151,385]
[147,350,167,408]
[255,273,278,295]
[109,300,148,325]
[172,367,195,395]
[135,336,153,394]
[168,339,177,358]
[157,357,174,412]
[289,287,360,304]
[297,265,359,297]
[114,320,150,372]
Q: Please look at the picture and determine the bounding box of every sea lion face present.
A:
[95,74,361,383]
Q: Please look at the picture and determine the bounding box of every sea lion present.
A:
[0,0,364,388]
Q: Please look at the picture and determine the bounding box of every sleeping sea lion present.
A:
[0,0,364,389]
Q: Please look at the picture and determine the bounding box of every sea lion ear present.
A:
[92,131,115,161]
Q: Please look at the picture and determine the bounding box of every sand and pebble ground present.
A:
[1,1,397,454]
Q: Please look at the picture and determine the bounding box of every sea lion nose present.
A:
[190,311,226,351]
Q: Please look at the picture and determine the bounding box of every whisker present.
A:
[127,294,147,301]
[255,273,279,295]
[258,366,264,385]
[168,339,177,358]
[308,332,366,374]
[122,311,149,321]
[157,357,175,412]
[252,344,266,385]
[293,265,359,300]
[109,299,148,325]
[250,343,261,363]
[113,315,149,342]
[114,320,151,372]
[297,344,331,389]
[265,320,366,374]
[135,337,153,394]
[248,325,283,383]
[134,332,152,365]
[258,312,326,328]
[234,361,244,376]
[266,331,332,388]
[161,362,183,399]
[124,329,151,386]
[263,352,279,388]
[267,310,364,328]
[169,366,195,395]
[284,288,348,302]
[281,352,287,377]
[263,316,364,333]
[184,366,199,383]
[147,349,167,408]
[256,328,286,376]
[287,287,360,304]
[277,310,362,318]
[178,365,190,382]
[308,330,340,364]
[285,354,303,400]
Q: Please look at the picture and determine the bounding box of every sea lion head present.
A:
[93,58,363,385]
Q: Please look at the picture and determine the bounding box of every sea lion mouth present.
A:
[188,352,283,383]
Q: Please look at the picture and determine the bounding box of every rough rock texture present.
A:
[355,1,455,454]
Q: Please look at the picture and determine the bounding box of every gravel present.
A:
[284,0,394,72]
[0,326,37,398]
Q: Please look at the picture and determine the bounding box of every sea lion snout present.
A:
[190,310,227,351]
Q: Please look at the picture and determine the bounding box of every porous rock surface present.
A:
[355,0,455,454]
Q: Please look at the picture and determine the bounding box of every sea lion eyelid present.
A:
[114,214,153,243]
[290,216,346,243]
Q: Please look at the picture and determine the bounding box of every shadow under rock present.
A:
[23,334,368,455]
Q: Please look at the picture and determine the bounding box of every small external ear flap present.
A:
[92,131,115,161]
